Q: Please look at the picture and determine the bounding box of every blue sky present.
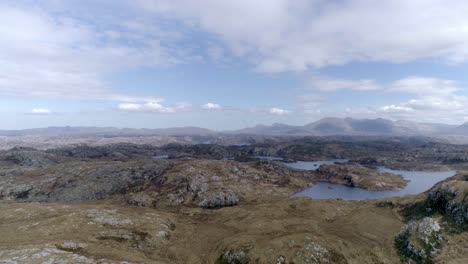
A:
[1,0,468,130]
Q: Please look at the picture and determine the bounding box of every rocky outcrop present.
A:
[316,163,407,191]
[395,217,443,263]
[0,158,311,210]
[46,143,163,161]
[0,160,171,203]
[215,237,348,264]
[159,173,241,209]
[216,249,250,264]
[198,191,240,208]
[1,147,56,167]
[146,160,310,209]
[427,178,468,226]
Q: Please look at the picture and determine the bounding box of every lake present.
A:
[153,155,169,160]
[285,159,349,171]
[287,161,457,200]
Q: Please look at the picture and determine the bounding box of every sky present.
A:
[2,0,468,130]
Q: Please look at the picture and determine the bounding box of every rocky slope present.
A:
[0,159,313,209]
[0,142,467,263]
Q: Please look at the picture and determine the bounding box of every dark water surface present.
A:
[287,161,456,200]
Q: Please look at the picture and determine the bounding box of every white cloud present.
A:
[380,105,414,113]
[202,103,222,110]
[388,77,459,97]
[309,75,383,91]
[376,77,468,123]
[300,75,468,124]
[30,108,52,115]
[118,100,191,113]
[269,107,290,115]
[135,0,468,72]
[0,2,182,100]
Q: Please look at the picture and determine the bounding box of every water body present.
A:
[288,161,456,200]
[285,159,348,171]
[255,156,285,161]
[153,155,169,160]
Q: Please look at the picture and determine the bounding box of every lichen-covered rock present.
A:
[56,242,87,252]
[198,191,240,209]
[395,217,443,263]
[276,255,286,264]
[417,218,442,250]
[167,189,187,206]
[189,175,209,193]
[427,180,468,226]
[216,249,249,264]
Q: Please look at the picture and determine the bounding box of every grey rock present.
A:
[395,217,443,263]
[189,175,209,194]
[0,161,171,203]
[56,242,87,252]
[276,256,286,264]
[1,148,56,168]
[217,249,249,264]
[198,191,240,209]
[427,180,468,226]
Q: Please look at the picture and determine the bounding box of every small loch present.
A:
[287,161,456,200]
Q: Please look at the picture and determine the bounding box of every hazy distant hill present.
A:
[303,117,396,135]
[231,123,310,136]
[452,122,468,134]
[0,126,215,137]
[0,117,465,138]
[232,117,461,137]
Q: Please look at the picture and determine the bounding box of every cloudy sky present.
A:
[2,0,468,130]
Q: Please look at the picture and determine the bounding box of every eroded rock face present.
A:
[395,217,443,263]
[427,179,468,226]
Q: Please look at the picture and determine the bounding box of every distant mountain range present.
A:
[232,117,465,136]
[0,117,466,137]
[0,126,214,137]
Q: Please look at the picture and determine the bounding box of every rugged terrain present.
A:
[315,163,407,191]
[0,138,466,263]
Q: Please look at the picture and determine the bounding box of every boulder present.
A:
[395,217,443,263]
[198,191,240,209]
[216,249,250,264]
